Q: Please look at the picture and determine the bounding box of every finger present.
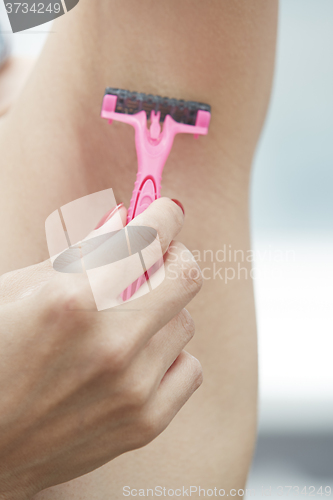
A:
[20,199,184,312]
[51,204,127,273]
[131,241,202,337]
[149,351,203,434]
[139,309,196,385]
[66,198,185,304]
[97,241,203,352]
[128,197,185,255]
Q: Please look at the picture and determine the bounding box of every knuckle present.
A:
[44,277,79,315]
[161,197,184,232]
[149,215,172,255]
[188,354,204,389]
[181,351,203,390]
[126,379,151,409]
[41,276,91,331]
[47,272,94,309]
[179,253,203,295]
[136,412,160,445]
[102,337,132,374]
[177,309,195,341]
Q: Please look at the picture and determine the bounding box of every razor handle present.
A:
[123,155,165,301]
[126,151,165,223]
[127,176,159,222]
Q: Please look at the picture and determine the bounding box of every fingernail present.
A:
[95,203,124,229]
[171,199,185,215]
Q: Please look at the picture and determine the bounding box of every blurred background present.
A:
[250,0,333,493]
[1,0,332,493]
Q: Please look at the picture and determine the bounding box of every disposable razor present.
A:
[101,88,211,299]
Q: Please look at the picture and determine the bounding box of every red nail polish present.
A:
[95,203,124,229]
[171,199,185,215]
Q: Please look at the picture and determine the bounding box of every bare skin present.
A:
[0,0,278,497]
[0,57,35,116]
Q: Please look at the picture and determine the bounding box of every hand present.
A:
[0,198,203,500]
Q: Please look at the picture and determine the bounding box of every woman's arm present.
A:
[0,0,278,497]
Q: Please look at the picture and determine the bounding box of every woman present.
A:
[0,1,278,498]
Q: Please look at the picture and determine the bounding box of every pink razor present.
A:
[101,88,211,300]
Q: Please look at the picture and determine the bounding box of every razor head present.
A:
[105,88,211,126]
